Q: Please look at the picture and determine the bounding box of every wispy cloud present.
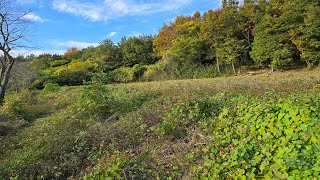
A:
[53,0,103,21]
[13,39,100,56]
[12,49,65,56]
[23,13,47,22]
[52,0,193,22]
[49,39,99,49]
[107,32,117,38]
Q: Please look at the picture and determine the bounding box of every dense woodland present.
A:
[11,0,320,90]
[1,0,320,179]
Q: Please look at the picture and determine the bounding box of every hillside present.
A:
[1,68,320,179]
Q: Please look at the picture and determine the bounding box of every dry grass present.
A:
[112,67,320,95]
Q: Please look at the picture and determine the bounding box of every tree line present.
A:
[4,0,320,95]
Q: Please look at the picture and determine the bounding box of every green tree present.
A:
[119,35,155,67]
[200,10,223,72]
[80,46,98,61]
[200,1,244,74]
[251,1,297,70]
[168,18,211,66]
[291,0,320,66]
[96,39,122,69]
[153,15,193,58]
[222,1,245,74]
[168,36,210,66]
[237,0,262,65]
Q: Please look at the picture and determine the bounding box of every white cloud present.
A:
[52,0,193,22]
[11,40,99,57]
[23,13,46,22]
[12,49,65,56]
[107,32,117,37]
[53,0,104,21]
[50,39,99,49]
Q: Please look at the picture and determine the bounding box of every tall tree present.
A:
[168,20,210,66]
[120,35,155,67]
[0,0,30,104]
[251,0,297,70]
[237,0,262,65]
[153,15,192,58]
[220,0,244,74]
[96,39,122,69]
[291,0,320,66]
[200,9,223,72]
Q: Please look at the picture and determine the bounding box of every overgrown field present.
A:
[1,68,320,179]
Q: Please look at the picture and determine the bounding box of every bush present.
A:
[157,99,221,139]
[42,83,60,92]
[0,90,33,121]
[0,85,155,179]
[141,60,220,81]
[49,59,70,67]
[193,93,320,179]
[45,72,92,86]
[53,60,98,76]
[110,64,147,83]
[0,115,101,179]
[72,84,155,121]
[141,62,167,81]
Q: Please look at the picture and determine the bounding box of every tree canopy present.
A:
[16,0,320,87]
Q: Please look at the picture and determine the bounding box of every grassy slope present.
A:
[114,68,320,93]
[0,68,320,179]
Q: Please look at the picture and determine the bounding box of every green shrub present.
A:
[45,72,92,86]
[42,83,60,92]
[157,99,221,139]
[110,64,147,83]
[141,62,167,81]
[0,84,157,179]
[49,59,70,67]
[0,115,101,179]
[0,90,34,120]
[110,67,134,83]
[72,84,156,121]
[193,93,320,179]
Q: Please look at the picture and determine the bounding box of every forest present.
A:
[5,0,319,91]
[1,0,320,179]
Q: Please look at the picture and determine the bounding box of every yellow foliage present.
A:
[53,60,98,75]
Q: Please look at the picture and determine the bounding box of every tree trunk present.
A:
[231,61,236,74]
[216,56,220,73]
[0,62,14,104]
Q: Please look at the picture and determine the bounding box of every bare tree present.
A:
[0,0,30,104]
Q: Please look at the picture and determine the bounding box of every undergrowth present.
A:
[0,69,320,179]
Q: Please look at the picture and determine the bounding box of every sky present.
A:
[16,0,223,55]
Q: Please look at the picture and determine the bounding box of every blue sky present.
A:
[17,0,222,55]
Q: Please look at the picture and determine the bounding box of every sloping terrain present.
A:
[1,68,320,179]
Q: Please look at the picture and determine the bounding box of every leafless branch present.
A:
[0,0,32,102]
